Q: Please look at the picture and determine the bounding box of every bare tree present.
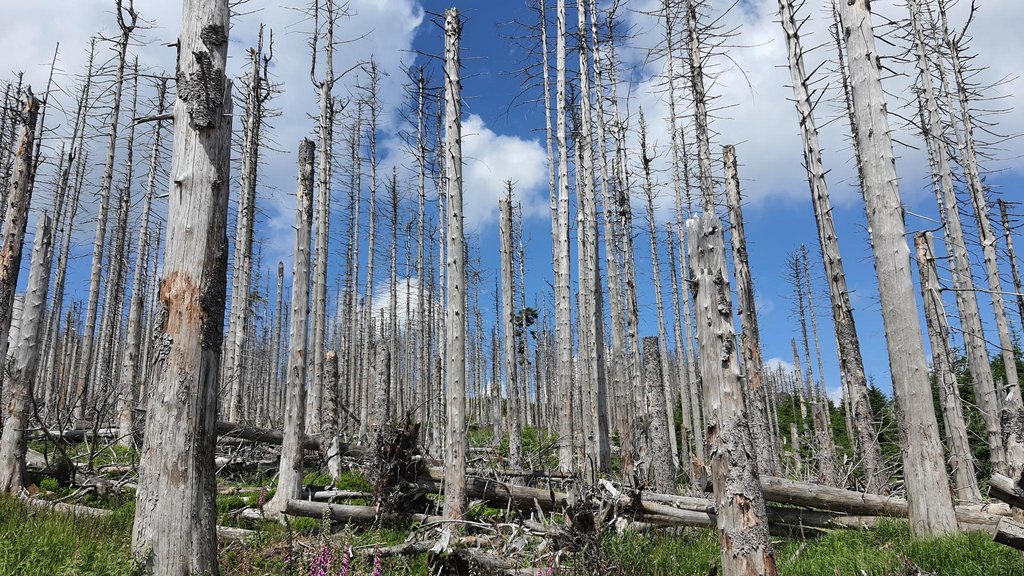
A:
[442,7,468,523]
[689,213,777,575]
[834,0,956,535]
[131,0,232,569]
[0,214,51,493]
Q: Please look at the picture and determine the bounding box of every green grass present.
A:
[597,520,1024,575]
[0,493,138,576]
[3,493,1022,576]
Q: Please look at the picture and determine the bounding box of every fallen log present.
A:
[19,495,254,540]
[989,474,1024,509]
[284,499,444,525]
[760,476,1002,529]
[994,517,1024,551]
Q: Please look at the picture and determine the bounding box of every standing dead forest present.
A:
[1,0,1024,574]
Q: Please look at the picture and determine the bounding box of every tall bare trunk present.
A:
[0,214,51,493]
[442,7,468,523]
[499,194,522,467]
[117,81,167,444]
[75,1,137,421]
[689,213,777,575]
[131,0,232,568]
[265,139,315,516]
[835,0,957,535]
[779,0,886,491]
[723,145,776,477]
[0,91,39,402]
[915,232,981,501]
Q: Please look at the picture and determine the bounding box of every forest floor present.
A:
[3,484,1022,576]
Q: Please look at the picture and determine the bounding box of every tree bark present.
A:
[442,7,468,523]
[0,214,51,493]
[499,195,522,468]
[131,0,232,569]
[642,336,676,495]
[688,213,777,575]
[724,144,776,477]
[915,232,981,501]
[265,139,315,517]
[835,0,957,535]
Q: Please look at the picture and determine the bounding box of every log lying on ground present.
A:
[989,474,1024,509]
[284,499,443,525]
[18,495,254,540]
[994,517,1024,551]
[215,421,370,457]
[760,475,1002,530]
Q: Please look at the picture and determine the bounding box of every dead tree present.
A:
[309,0,339,435]
[265,139,316,517]
[130,0,232,569]
[935,0,1020,407]
[997,200,1024,329]
[0,90,40,397]
[499,193,523,467]
[642,336,676,494]
[779,0,886,491]
[0,214,51,493]
[638,110,680,471]
[723,145,777,477]
[117,80,167,445]
[915,232,981,501]
[226,27,272,423]
[442,7,468,523]
[75,0,137,421]
[834,0,957,535]
[688,213,777,575]
[553,0,575,471]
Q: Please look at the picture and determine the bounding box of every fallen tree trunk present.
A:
[284,499,443,525]
[994,517,1024,551]
[760,476,1001,528]
[18,495,254,540]
[989,474,1024,509]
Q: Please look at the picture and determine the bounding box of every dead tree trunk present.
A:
[0,214,51,493]
[642,336,676,495]
[499,194,523,467]
[915,232,981,501]
[265,139,315,517]
[997,200,1024,329]
[835,0,957,535]
[688,213,777,575]
[130,0,232,569]
[0,90,39,394]
[554,0,575,471]
[442,7,468,523]
[323,350,341,479]
[779,0,886,491]
[117,81,167,445]
[75,0,137,421]
[226,27,271,423]
[724,145,777,477]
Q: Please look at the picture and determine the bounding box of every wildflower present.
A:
[339,546,351,576]
[371,549,383,576]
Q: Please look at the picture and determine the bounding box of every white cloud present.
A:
[763,357,794,374]
[460,113,550,229]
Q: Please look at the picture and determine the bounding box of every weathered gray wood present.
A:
[915,233,981,500]
[117,81,166,447]
[994,517,1024,551]
[0,90,39,399]
[322,350,342,479]
[642,337,676,494]
[0,214,51,493]
[130,0,232,570]
[499,195,522,467]
[75,1,137,421]
[265,139,315,518]
[683,0,715,212]
[835,0,958,536]
[688,213,777,574]
[723,145,776,477]
[226,28,270,423]
[442,7,468,523]
[989,473,1024,510]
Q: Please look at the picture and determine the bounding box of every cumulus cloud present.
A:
[460,114,550,228]
[763,357,795,374]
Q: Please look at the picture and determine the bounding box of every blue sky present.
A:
[1,0,1022,401]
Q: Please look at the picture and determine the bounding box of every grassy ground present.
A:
[2,492,1022,576]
